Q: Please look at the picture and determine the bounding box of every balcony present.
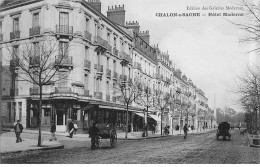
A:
[94,92,103,100]
[56,25,73,36]
[84,31,92,42]
[113,71,118,81]
[106,69,111,78]
[134,62,142,71]
[84,60,91,71]
[55,56,73,69]
[106,94,110,101]
[29,56,40,68]
[119,51,132,65]
[94,36,110,52]
[0,34,3,42]
[113,47,118,57]
[10,59,19,68]
[55,87,72,94]
[29,26,41,36]
[10,88,18,96]
[112,96,117,103]
[84,89,92,97]
[10,31,20,40]
[94,64,103,77]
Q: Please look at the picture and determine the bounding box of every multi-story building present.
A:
[0,0,139,132]
[195,88,209,131]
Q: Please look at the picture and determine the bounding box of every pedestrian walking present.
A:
[183,124,189,139]
[68,120,74,138]
[89,122,100,150]
[73,122,78,135]
[152,124,156,134]
[50,121,57,141]
[14,120,23,143]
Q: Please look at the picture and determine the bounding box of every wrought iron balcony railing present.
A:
[94,64,103,74]
[106,94,110,101]
[55,56,73,68]
[10,31,20,40]
[29,26,41,36]
[56,25,73,35]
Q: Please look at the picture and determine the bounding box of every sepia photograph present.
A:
[0,0,259,164]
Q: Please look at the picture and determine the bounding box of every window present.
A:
[114,37,117,47]
[59,12,69,26]
[18,102,22,121]
[13,102,16,122]
[113,60,116,71]
[33,42,39,57]
[84,74,88,89]
[107,32,110,44]
[85,17,89,31]
[106,80,109,94]
[8,102,11,122]
[58,71,69,87]
[85,46,88,60]
[0,21,2,34]
[32,13,39,28]
[59,42,68,57]
[13,17,19,32]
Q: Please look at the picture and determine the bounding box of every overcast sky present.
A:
[101,0,253,112]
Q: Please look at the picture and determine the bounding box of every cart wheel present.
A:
[110,129,117,147]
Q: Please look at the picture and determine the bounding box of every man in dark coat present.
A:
[183,124,189,139]
[50,121,57,141]
[89,122,100,149]
[14,120,23,143]
[68,120,74,138]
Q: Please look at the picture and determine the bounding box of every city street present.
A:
[1,129,259,164]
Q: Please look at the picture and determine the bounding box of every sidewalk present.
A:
[0,128,215,154]
[0,135,64,155]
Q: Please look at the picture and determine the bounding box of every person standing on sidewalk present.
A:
[68,120,74,138]
[14,120,23,143]
[89,122,100,150]
[50,121,57,141]
[183,124,189,139]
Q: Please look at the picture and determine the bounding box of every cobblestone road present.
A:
[1,129,259,164]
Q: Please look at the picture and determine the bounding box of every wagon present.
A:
[216,122,231,140]
[94,127,117,148]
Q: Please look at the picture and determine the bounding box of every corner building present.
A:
[0,0,140,132]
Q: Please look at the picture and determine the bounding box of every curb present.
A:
[118,135,173,140]
[1,144,64,156]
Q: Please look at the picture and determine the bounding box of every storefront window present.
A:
[44,108,50,116]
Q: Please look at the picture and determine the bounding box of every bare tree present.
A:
[154,89,173,135]
[234,66,260,133]
[5,37,70,146]
[135,81,154,137]
[112,75,142,138]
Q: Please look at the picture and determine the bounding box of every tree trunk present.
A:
[125,103,129,138]
[161,109,163,135]
[38,85,42,146]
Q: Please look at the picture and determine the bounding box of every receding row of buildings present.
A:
[0,0,214,133]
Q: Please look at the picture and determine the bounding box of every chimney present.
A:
[126,21,140,33]
[139,30,150,44]
[107,5,125,26]
[88,0,101,13]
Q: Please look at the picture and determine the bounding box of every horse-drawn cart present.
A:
[94,125,117,148]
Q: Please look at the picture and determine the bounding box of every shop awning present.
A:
[148,114,161,122]
[135,112,145,117]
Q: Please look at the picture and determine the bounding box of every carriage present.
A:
[216,122,231,140]
[93,124,117,148]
